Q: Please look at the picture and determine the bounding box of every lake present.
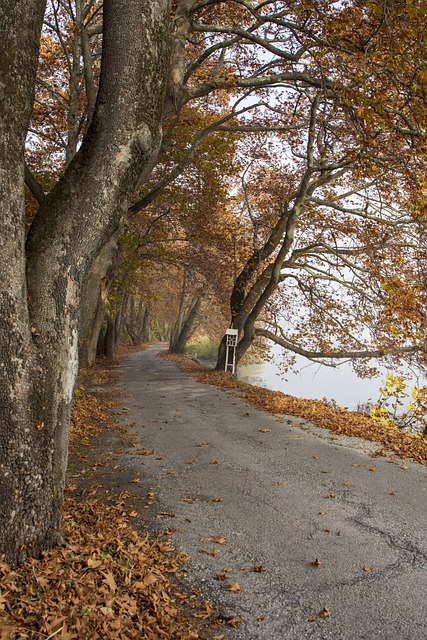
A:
[237,349,424,411]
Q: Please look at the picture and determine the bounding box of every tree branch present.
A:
[24,163,45,204]
[255,328,421,361]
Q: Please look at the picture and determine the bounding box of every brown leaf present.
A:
[259,428,271,433]
[226,616,241,628]
[198,549,220,556]
[102,570,117,592]
[208,536,228,544]
[308,558,321,567]
[253,565,268,572]
[143,571,158,587]
[318,607,331,618]
[363,566,374,572]
[227,583,241,592]
[208,497,223,503]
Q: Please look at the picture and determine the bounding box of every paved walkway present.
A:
[113,345,427,639]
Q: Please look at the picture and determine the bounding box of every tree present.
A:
[215,88,427,371]
[0,0,170,566]
[214,1,427,372]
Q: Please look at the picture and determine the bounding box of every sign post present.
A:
[224,328,239,375]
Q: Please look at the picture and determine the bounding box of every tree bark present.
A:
[78,234,120,367]
[170,296,201,354]
[0,0,171,566]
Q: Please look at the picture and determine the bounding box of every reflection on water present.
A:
[237,355,424,411]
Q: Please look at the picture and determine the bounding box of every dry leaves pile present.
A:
[70,393,116,445]
[0,360,219,640]
[0,496,206,640]
[166,355,427,465]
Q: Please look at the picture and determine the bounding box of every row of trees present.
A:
[1,0,426,565]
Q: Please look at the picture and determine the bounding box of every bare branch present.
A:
[255,328,421,361]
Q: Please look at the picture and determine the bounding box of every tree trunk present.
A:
[142,308,152,342]
[0,0,49,566]
[169,296,201,354]
[104,320,116,359]
[97,324,106,356]
[79,234,120,367]
[0,0,171,566]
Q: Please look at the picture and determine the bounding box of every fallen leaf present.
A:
[259,428,271,433]
[208,536,228,544]
[227,583,241,592]
[272,481,288,486]
[369,467,377,472]
[308,558,321,567]
[208,497,223,503]
[318,607,331,618]
[363,566,374,572]
[225,617,241,628]
[198,549,220,556]
[319,511,327,515]
[324,492,336,498]
[101,571,117,592]
[143,571,158,587]
[253,565,268,572]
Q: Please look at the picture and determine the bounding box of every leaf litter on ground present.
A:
[0,356,226,640]
[164,353,427,465]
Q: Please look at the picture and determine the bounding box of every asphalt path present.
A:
[114,345,427,639]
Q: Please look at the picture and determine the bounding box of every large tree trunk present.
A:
[0,0,48,566]
[0,0,171,566]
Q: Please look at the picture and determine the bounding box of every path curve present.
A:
[114,345,427,640]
